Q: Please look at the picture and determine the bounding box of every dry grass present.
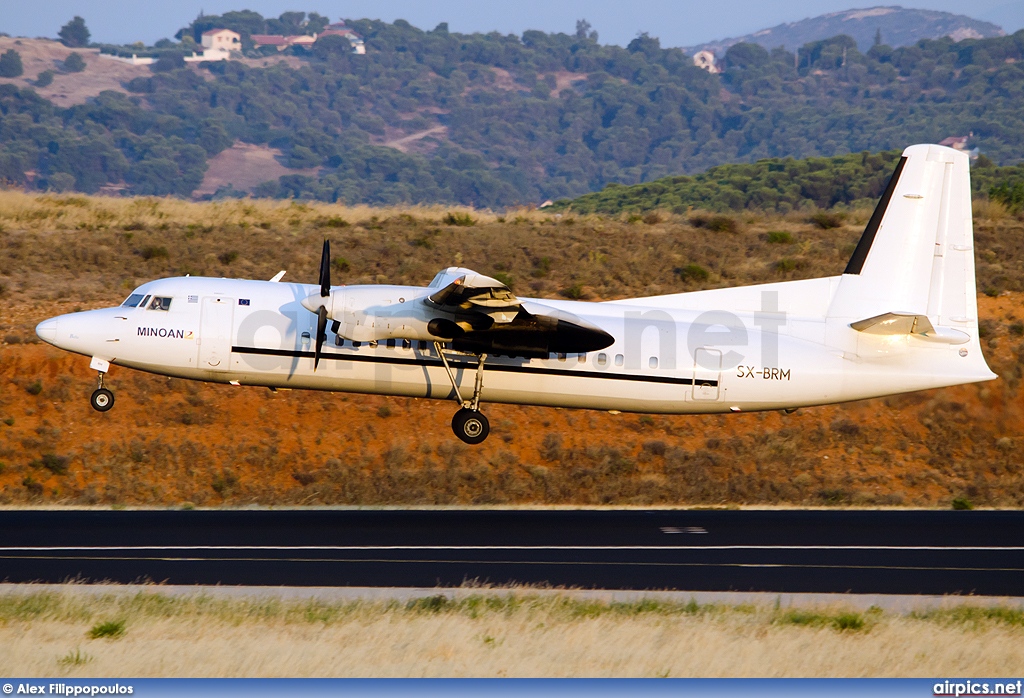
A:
[0,590,1021,677]
[2,191,1024,507]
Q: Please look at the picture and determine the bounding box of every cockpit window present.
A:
[121,293,145,308]
[148,296,172,311]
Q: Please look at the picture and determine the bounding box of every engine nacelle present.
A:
[328,286,460,343]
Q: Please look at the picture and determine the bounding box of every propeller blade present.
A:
[319,239,331,298]
[314,305,328,371]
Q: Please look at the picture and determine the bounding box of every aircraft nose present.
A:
[35,318,58,345]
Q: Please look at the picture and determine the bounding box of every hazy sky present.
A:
[4,1,1023,47]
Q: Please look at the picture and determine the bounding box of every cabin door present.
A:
[199,296,234,371]
[692,347,721,401]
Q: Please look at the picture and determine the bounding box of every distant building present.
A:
[180,28,241,62]
[938,134,980,160]
[319,22,366,54]
[693,50,720,73]
[939,136,969,150]
[251,34,290,48]
[201,29,241,53]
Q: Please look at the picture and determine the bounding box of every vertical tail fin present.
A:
[828,144,978,331]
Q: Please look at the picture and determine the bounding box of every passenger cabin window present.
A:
[386,339,396,349]
[121,293,145,308]
[148,296,172,311]
[614,354,624,367]
[649,356,659,369]
[596,353,607,366]
[402,339,411,350]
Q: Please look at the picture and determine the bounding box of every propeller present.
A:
[314,239,331,370]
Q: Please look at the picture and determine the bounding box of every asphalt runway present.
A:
[0,509,1022,596]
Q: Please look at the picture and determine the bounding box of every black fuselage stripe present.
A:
[843,155,908,275]
[231,346,719,387]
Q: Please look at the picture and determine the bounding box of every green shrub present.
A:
[443,212,476,226]
[376,404,392,418]
[25,380,42,396]
[88,620,125,640]
[0,49,23,78]
[809,211,846,229]
[32,454,69,476]
[217,251,238,265]
[58,648,91,666]
[36,70,54,87]
[63,53,86,73]
[675,264,709,282]
[767,231,793,244]
[332,257,350,272]
[952,497,974,510]
[691,213,740,233]
[560,283,585,299]
[140,246,168,260]
[406,595,454,613]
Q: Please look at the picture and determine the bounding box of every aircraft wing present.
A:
[422,268,613,356]
[426,272,521,324]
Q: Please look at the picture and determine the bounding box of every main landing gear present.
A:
[434,342,490,444]
[90,371,114,412]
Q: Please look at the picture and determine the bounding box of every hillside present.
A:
[1,192,1023,507]
[553,149,1024,213]
[688,6,1004,55]
[4,14,1024,207]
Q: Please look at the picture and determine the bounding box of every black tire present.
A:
[452,408,489,445]
[90,388,114,412]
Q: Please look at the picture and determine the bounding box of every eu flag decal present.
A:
[239,299,250,306]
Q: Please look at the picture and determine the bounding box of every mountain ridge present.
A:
[687,6,1004,55]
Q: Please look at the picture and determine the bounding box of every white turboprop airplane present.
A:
[36,144,996,444]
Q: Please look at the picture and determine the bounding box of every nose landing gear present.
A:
[90,371,114,412]
[434,342,490,444]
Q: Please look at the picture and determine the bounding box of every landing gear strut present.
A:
[90,371,114,412]
[434,342,490,444]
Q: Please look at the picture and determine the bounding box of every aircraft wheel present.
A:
[452,408,489,445]
[90,388,115,412]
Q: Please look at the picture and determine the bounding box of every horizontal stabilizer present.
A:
[850,312,969,344]
[851,312,935,335]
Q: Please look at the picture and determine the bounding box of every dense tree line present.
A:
[6,14,1024,206]
[555,150,1024,213]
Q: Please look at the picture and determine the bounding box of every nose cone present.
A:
[35,318,58,345]
[302,293,330,314]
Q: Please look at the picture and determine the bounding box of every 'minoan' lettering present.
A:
[138,327,186,339]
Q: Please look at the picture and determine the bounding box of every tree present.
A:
[306,12,329,35]
[63,53,85,73]
[575,19,592,39]
[36,70,54,87]
[151,53,185,72]
[0,49,23,78]
[874,28,882,47]
[58,16,90,48]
